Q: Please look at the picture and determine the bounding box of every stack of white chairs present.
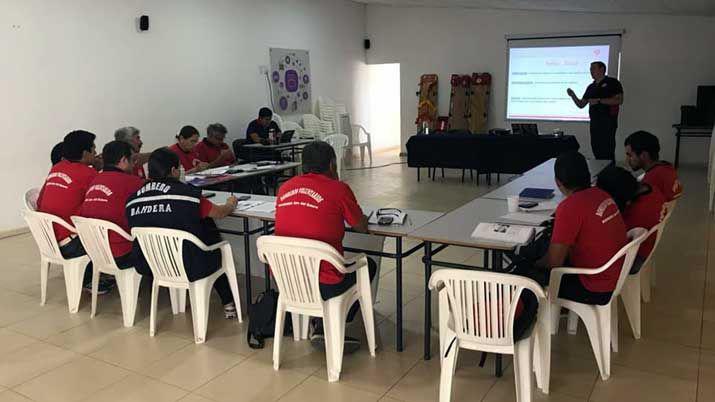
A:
[132,227,242,344]
[256,235,376,383]
[22,209,90,314]
[302,114,334,141]
[429,269,551,402]
[71,217,143,327]
[324,134,349,176]
[551,228,647,380]
[272,113,285,131]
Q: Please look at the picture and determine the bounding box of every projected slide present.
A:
[507,45,610,121]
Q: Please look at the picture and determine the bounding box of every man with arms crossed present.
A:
[115,126,150,179]
[567,61,624,161]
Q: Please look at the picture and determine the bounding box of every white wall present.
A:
[0,0,366,231]
[363,63,401,151]
[366,5,715,164]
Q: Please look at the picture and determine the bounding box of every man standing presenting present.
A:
[567,61,624,161]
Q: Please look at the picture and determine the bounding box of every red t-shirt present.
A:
[551,187,627,293]
[642,163,682,202]
[168,143,202,171]
[194,139,236,166]
[274,173,364,284]
[622,186,666,260]
[37,160,98,242]
[79,169,145,257]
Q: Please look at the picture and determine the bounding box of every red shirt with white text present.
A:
[642,162,682,202]
[274,173,364,284]
[622,185,666,260]
[37,160,97,241]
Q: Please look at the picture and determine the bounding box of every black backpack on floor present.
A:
[246,289,293,349]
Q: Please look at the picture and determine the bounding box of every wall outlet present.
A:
[259,65,269,75]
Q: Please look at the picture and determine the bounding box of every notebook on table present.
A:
[519,187,555,200]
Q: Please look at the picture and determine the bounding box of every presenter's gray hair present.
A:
[207,123,227,137]
[114,126,140,143]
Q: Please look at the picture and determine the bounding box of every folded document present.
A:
[471,223,535,245]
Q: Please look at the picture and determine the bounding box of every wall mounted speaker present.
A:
[139,15,149,31]
[364,39,371,50]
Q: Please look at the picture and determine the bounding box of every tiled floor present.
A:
[1,151,713,402]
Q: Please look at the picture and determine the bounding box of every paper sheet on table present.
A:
[199,166,230,175]
[520,201,558,212]
[235,201,264,211]
[246,202,276,213]
[495,212,552,226]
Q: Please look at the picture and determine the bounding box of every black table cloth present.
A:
[406,132,579,175]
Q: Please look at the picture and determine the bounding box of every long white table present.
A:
[406,157,611,373]
[482,159,612,201]
[211,191,443,352]
[187,162,301,189]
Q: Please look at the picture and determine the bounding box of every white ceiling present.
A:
[357,0,715,16]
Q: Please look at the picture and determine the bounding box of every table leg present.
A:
[243,218,253,308]
[492,250,504,378]
[423,241,433,360]
[262,221,271,291]
[675,129,681,169]
[483,249,489,269]
[396,237,404,352]
[417,168,421,182]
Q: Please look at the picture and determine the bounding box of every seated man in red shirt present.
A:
[513,151,628,306]
[115,126,150,179]
[80,141,146,275]
[168,125,209,174]
[274,141,376,351]
[195,123,236,168]
[37,130,110,292]
[624,130,683,201]
[596,166,666,274]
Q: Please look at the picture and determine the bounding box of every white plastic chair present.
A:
[349,124,373,165]
[303,114,334,141]
[324,134,349,176]
[550,227,648,380]
[21,210,90,313]
[24,188,39,210]
[272,113,284,131]
[256,235,376,383]
[132,227,242,344]
[71,217,142,327]
[642,199,677,299]
[429,270,550,402]
[282,121,304,139]
[618,219,668,339]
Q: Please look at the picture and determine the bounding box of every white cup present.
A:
[507,196,520,212]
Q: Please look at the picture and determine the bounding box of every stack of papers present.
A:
[234,201,277,213]
[471,223,535,245]
[235,201,264,211]
[496,212,552,226]
[199,166,230,175]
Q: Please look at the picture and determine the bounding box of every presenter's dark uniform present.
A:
[583,76,623,161]
[126,179,234,305]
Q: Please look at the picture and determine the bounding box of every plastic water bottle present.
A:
[179,165,186,182]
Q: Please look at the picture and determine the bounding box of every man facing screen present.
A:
[567,61,623,162]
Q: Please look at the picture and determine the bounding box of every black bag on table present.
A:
[246,289,293,349]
